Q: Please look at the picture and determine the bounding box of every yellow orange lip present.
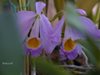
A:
[26,37,41,49]
[64,38,76,52]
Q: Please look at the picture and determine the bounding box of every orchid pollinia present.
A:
[17,2,64,57]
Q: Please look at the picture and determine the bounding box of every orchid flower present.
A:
[60,9,100,60]
[77,9,100,39]
[17,2,64,57]
[61,25,83,60]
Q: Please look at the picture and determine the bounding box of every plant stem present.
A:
[22,0,26,10]
[19,0,22,10]
[59,64,93,70]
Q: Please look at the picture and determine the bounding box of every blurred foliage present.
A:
[50,10,63,22]
[92,2,100,27]
[26,0,35,11]
[76,0,98,16]
[0,2,24,75]
[54,0,64,12]
[54,0,64,19]
[32,57,72,75]
[10,0,19,5]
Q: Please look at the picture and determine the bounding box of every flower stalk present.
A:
[19,0,22,10]
[19,0,26,10]
[22,0,26,10]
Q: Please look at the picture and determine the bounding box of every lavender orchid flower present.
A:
[61,25,83,60]
[17,2,64,57]
[60,9,100,60]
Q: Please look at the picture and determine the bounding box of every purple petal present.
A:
[36,2,46,14]
[17,11,36,41]
[59,47,67,61]
[30,45,42,57]
[25,45,42,57]
[39,15,55,54]
[40,14,53,33]
[79,16,100,39]
[64,25,84,40]
[51,16,64,43]
[39,20,52,54]
[63,44,82,60]
[76,9,87,16]
[30,18,40,37]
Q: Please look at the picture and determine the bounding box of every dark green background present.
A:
[0,12,24,75]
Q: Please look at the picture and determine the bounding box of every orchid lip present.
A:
[63,38,76,53]
[26,37,41,50]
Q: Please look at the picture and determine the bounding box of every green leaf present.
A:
[50,10,64,22]
[27,0,35,11]
[33,57,72,75]
[0,11,24,75]
[54,0,64,19]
